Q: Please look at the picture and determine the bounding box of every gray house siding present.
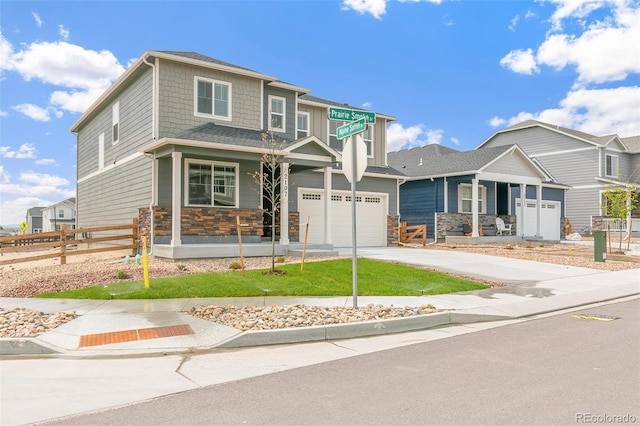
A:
[398,179,439,238]
[487,127,589,153]
[157,59,262,138]
[298,104,325,142]
[605,148,640,182]
[263,86,297,142]
[77,156,151,227]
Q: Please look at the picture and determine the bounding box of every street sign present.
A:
[328,107,376,124]
[19,221,28,234]
[341,134,367,184]
[336,118,366,140]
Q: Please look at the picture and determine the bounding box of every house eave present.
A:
[297,97,397,122]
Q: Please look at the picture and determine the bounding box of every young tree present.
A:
[600,186,639,252]
[250,129,289,273]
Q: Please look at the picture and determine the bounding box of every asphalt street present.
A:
[41,298,640,426]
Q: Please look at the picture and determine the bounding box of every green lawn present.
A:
[35,258,488,299]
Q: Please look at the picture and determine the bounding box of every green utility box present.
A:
[593,230,607,262]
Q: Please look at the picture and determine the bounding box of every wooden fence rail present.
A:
[399,222,427,248]
[0,219,138,266]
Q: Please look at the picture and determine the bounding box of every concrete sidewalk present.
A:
[1,247,638,357]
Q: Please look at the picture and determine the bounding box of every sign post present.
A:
[331,108,373,309]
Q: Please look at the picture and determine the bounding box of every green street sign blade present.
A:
[328,107,376,124]
[337,118,367,139]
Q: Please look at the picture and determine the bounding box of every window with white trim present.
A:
[112,101,120,144]
[363,125,373,157]
[186,160,238,207]
[268,96,285,132]
[605,154,618,177]
[195,77,231,120]
[458,183,486,214]
[297,112,309,139]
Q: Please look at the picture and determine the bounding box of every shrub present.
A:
[177,264,187,271]
[116,270,128,279]
[277,256,285,263]
[505,245,514,250]
[229,261,242,270]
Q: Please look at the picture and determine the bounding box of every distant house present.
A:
[388,144,568,241]
[476,120,640,234]
[70,50,404,259]
[25,207,44,233]
[41,198,76,232]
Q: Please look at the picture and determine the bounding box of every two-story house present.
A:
[70,51,404,259]
[476,120,640,235]
[41,197,76,232]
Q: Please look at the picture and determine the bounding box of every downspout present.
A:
[142,55,157,254]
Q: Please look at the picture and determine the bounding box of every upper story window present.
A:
[195,77,231,120]
[329,119,373,156]
[269,96,286,132]
[605,154,619,177]
[297,112,309,139]
[58,209,65,218]
[185,159,238,207]
[458,183,486,214]
[112,101,120,144]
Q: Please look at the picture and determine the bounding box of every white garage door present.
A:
[298,189,387,247]
[515,199,561,240]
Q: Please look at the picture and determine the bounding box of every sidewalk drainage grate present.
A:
[78,324,193,348]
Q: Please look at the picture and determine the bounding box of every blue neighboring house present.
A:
[388,144,569,241]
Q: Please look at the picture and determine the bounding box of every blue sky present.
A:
[1,0,639,226]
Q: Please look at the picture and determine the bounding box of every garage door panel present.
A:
[298,189,387,248]
[516,199,560,240]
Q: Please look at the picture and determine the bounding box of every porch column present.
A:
[536,185,542,237]
[472,178,479,237]
[443,177,448,213]
[279,162,289,245]
[324,166,333,244]
[519,184,526,237]
[171,152,182,247]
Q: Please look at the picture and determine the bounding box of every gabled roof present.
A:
[389,144,512,177]
[388,143,561,185]
[27,207,44,216]
[476,119,639,151]
[621,135,640,153]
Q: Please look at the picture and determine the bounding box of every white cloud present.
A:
[0,196,54,225]
[58,25,70,40]
[491,86,640,138]
[36,158,58,166]
[0,143,38,159]
[12,103,62,121]
[0,165,9,184]
[32,12,43,28]
[386,123,445,152]
[0,170,74,224]
[500,48,539,74]
[342,0,388,19]
[1,33,125,114]
[0,110,7,117]
[537,7,640,86]
[362,101,372,109]
[450,137,460,146]
[509,14,520,32]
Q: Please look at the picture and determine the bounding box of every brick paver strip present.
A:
[78,324,193,348]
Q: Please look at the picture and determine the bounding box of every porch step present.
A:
[287,243,340,258]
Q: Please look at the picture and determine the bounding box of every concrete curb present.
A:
[215,311,510,348]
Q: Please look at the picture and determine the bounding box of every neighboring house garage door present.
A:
[298,189,387,247]
[515,199,561,240]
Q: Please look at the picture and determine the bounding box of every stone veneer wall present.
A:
[591,216,603,233]
[139,206,263,241]
[387,215,399,246]
[435,213,515,240]
[288,212,300,243]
